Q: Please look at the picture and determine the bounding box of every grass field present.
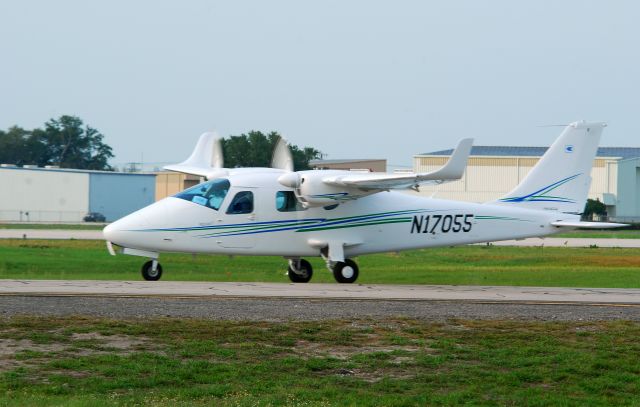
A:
[1,316,639,406]
[1,239,639,287]
[555,229,640,239]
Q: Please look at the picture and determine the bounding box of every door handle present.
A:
[247,214,256,221]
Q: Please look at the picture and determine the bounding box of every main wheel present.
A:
[141,260,163,281]
[288,259,313,283]
[333,259,359,283]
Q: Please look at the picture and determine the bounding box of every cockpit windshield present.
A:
[174,178,230,210]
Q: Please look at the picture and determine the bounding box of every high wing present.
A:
[163,132,227,179]
[322,138,473,190]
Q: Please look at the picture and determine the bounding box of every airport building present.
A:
[154,171,200,201]
[0,166,156,222]
[413,147,640,222]
[310,159,387,172]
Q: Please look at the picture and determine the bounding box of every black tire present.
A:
[141,260,163,281]
[333,259,359,284]
[288,259,313,283]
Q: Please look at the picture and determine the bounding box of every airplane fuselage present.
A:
[104,169,569,258]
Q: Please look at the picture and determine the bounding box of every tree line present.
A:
[220,131,322,171]
[0,116,113,170]
[0,116,323,171]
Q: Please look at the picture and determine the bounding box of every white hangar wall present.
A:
[412,144,640,223]
[0,168,90,222]
[413,156,618,205]
[0,167,157,223]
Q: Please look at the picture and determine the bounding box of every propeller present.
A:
[211,135,224,169]
[271,135,294,172]
[167,131,301,181]
[271,136,303,188]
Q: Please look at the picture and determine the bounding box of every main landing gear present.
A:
[141,260,163,281]
[332,259,359,284]
[286,258,359,284]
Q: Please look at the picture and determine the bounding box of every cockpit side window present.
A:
[173,178,230,211]
[226,191,254,214]
[276,191,305,212]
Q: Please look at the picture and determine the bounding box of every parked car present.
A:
[83,212,106,222]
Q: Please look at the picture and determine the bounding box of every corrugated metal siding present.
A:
[614,158,640,221]
[89,173,156,222]
[314,160,387,172]
[607,162,618,194]
[155,172,200,201]
[413,156,619,204]
[0,168,89,221]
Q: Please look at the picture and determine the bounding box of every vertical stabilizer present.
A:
[492,121,605,214]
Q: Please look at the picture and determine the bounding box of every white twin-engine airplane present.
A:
[104,121,624,283]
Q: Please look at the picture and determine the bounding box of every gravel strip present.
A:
[1,295,638,321]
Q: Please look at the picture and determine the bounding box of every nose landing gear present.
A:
[141,260,163,281]
[287,259,313,283]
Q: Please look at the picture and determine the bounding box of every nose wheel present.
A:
[332,259,359,284]
[141,260,163,281]
[287,259,313,283]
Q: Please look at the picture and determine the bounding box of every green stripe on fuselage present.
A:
[296,217,412,232]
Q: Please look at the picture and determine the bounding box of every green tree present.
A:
[0,116,114,170]
[0,126,49,166]
[582,198,607,220]
[220,131,322,170]
[0,126,26,165]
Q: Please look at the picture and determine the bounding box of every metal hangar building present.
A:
[414,146,640,222]
[0,166,156,222]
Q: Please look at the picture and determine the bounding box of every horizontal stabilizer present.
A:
[551,221,627,229]
[323,138,473,190]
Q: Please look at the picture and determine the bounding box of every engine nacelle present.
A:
[277,170,372,207]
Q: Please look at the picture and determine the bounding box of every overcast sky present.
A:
[1,1,638,169]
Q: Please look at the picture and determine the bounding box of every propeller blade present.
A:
[271,136,294,172]
[212,136,224,168]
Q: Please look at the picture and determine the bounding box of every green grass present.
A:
[0,223,104,230]
[1,239,640,287]
[555,229,640,239]
[1,316,639,406]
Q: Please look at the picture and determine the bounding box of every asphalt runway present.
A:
[1,280,639,321]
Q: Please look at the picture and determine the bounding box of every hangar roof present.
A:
[310,159,386,165]
[419,146,640,160]
[0,166,155,177]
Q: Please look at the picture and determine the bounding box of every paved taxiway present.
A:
[1,281,639,321]
[0,229,104,240]
[2,280,640,303]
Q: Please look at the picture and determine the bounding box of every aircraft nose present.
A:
[103,218,131,245]
[102,222,119,242]
[102,199,172,247]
